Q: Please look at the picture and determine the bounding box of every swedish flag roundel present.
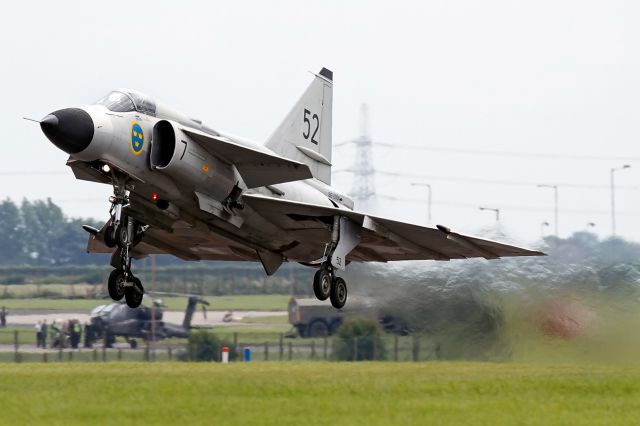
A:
[130,121,145,155]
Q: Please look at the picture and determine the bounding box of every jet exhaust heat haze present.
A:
[343,231,640,362]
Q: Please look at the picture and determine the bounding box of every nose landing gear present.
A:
[105,180,146,308]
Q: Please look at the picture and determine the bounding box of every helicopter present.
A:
[89,293,209,348]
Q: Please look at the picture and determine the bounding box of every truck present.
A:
[287,297,408,338]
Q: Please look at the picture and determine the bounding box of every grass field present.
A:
[1,362,639,425]
[0,294,291,311]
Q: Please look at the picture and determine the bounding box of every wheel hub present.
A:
[321,276,331,293]
[115,277,125,294]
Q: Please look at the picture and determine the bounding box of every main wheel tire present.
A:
[107,269,126,301]
[116,225,129,248]
[313,269,332,301]
[330,277,347,309]
[104,225,117,248]
[124,277,144,308]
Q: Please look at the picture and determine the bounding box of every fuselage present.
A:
[41,89,351,262]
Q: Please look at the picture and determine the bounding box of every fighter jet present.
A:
[38,67,543,310]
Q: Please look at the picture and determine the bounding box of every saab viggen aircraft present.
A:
[38,67,543,309]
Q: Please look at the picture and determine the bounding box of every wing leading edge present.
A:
[241,194,545,262]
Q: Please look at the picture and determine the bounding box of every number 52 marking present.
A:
[303,108,320,145]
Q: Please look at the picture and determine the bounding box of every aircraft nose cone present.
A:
[40,108,94,154]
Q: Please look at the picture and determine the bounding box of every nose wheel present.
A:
[124,276,144,309]
[107,269,126,301]
[104,225,117,248]
[108,269,144,308]
[313,265,348,309]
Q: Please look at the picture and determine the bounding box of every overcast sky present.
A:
[1,0,639,245]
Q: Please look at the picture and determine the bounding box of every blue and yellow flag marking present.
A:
[130,121,145,155]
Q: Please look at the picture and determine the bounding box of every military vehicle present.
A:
[37,67,543,310]
[89,295,208,348]
[288,297,408,338]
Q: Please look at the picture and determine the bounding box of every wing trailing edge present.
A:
[241,194,545,262]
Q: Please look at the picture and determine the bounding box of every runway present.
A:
[3,310,286,327]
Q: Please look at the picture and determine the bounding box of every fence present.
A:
[0,329,443,363]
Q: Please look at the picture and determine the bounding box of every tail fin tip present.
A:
[319,67,333,81]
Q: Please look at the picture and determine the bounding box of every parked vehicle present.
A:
[288,297,408,338]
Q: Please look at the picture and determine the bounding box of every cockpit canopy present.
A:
[95,90,156,115]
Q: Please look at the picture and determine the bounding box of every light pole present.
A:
[541,221,549,238]
[537,184,558,237]
[610,164,630,236]
[479,206,500,221]
[411,182,432,225]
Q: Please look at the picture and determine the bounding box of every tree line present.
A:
[0,198,311,294]
[0,198,105,266]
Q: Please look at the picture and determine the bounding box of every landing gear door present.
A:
[331,217,361,271]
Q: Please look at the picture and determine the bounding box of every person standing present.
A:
[83,321,92,348]
[41,320,48,348]
[34,321,42,348]
[69,320,76,349]
[50,319,61,348]
[0,306,6,327]
[72,320,82,349]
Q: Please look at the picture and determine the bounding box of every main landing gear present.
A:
[311,216,359,309]
[313,265,348,309]
[104,180,145,309]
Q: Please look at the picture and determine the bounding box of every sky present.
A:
[1,0,639,245]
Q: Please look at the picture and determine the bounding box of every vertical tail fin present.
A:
[182,296,198,329]
[265,67,333,185]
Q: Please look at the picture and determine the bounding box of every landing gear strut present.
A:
[311,216,360,309]
[105,179,145,308]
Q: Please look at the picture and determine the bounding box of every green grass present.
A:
[0,328,37,345]
[0,349,172,363]
[201,294,291,311]
[0,362,639,425]
[0,283,100,298]
[217,324,294,336]
[0,294,291,311]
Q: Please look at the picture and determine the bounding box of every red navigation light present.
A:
[151,193,158,202]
